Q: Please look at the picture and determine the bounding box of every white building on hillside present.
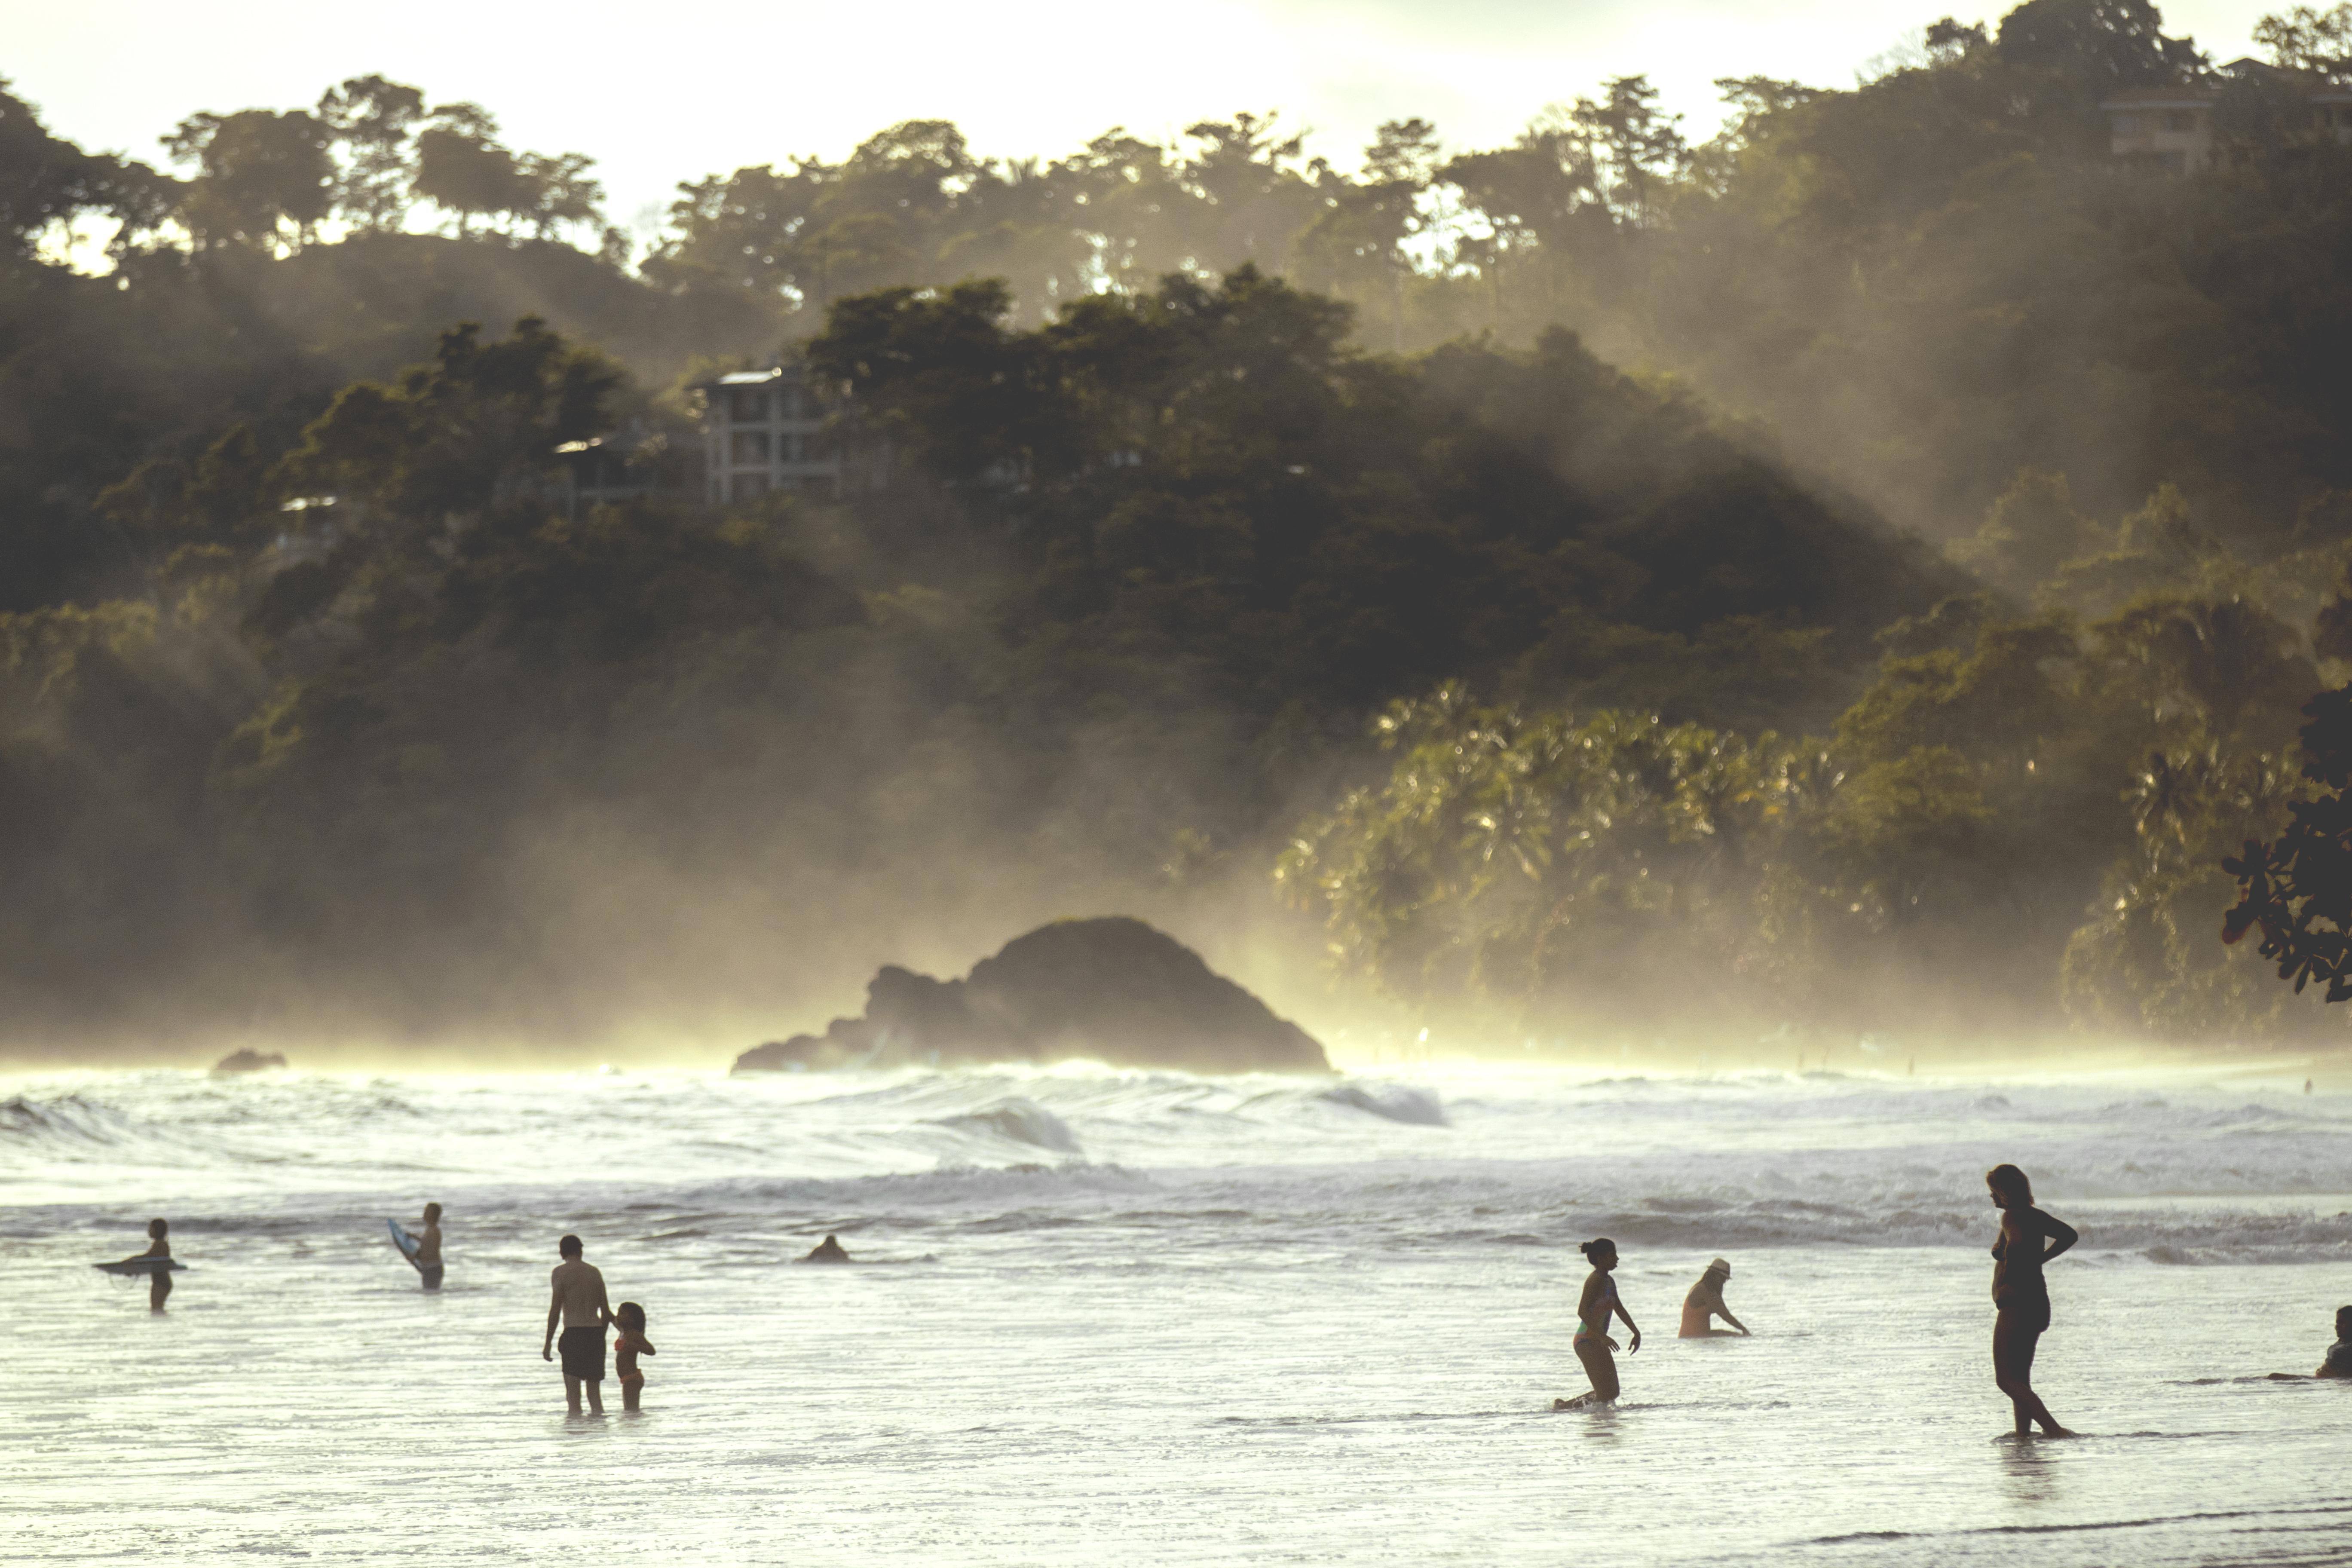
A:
[2102,60,2352,173]
[698,365,840,503]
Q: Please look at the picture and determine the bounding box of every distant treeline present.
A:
[3,0,2352,1049]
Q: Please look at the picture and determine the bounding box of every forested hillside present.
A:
[3,0,2350,1053]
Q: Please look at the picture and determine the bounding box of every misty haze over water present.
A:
[9,3,2352,1561]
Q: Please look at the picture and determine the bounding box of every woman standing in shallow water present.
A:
[1988,1164,2077,1438]
[1556,1238,1641,1409]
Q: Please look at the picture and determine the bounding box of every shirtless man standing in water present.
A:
[542,1234,612,1415]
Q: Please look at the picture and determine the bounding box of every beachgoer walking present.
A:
[2316,1306,2352,1378]
[1679,1258,1750,1337]
[1987,1163,2076,1437]
[1556,1238,1640,1408]
[542,1234,612,1415]
[412,1203,444,1291]
[609,1301,656,1412]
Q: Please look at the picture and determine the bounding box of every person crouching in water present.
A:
[2317,1306,2352,1378]
[1557,1238,1641,1408]
[1987,1163,2077,1438]
[609,1301,656,1411]
[1679,1257,1750,1337]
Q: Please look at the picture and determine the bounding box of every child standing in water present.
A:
[609,1302,656,1411]
[1556,1238,1640,1409]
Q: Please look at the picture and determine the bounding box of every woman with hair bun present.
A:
[1986,1163,2077,1438]
[1556,1237,1641,1409]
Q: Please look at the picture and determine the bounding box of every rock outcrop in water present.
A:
[732,917,1329,1074]
[211,1049,288,1074]
[800,1234,852,1264]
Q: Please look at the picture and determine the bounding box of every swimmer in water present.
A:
[118,1218,173,1312]
[412,1203,443,1291]
[2316,1306,2352,1379]
[1556,1238,1640,1409]
[1987,1163,2077,1438]
[1679,1258,1750,1337]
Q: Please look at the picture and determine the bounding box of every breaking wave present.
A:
[3,1066,2349,1262]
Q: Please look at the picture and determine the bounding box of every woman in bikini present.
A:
[1987,1163,2077,1438]
[1556,1237,1640,1409]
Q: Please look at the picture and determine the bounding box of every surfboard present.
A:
[93,1258,186,1275]
[387,1218,424,1271]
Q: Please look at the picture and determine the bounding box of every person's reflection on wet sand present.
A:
[1987,1164,2077,1439]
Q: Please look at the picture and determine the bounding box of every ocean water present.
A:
[6,1063,2351,1565]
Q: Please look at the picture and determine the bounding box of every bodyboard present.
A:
[93,1257,186,1275]
[387,1218,424,1271]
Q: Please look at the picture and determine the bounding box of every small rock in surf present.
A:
[801,1234,852,1264]
[211,1049,288,1075]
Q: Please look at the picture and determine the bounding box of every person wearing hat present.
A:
[1679,1258,1750,1337]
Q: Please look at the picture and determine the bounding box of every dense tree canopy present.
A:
[3,0,2350,1050]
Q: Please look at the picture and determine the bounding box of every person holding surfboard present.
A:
[411,1204,443,1290]
[542,1234,613,1415]
[94,1219,187,1302]
[129,1218,173,1311]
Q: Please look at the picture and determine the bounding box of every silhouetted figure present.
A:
[802,1234,851,1264]
[125,1218,173,1311]
[1679,1258,1750,1337]
[609,1300,656,1412]
[413,1203,444,1291]
[541,1234,611,1415]
[1556,1238,1640,1409]
[2316,1306,2352,1378]
[1987,1164,2077,1437]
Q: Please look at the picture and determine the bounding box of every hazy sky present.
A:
[13,0,2277,238]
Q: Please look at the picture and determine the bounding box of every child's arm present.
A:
[1614,1298,1642,1353]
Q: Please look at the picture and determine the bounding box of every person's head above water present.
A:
[1704,1257,1730,1280]
[148,1218,168,1240]
[423,1203,441,1225]
[559,1234,583,1258]
[1985,1164,2033,1210]
[2336,1304,2352,1340]
[1580,1238,1618,1269]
